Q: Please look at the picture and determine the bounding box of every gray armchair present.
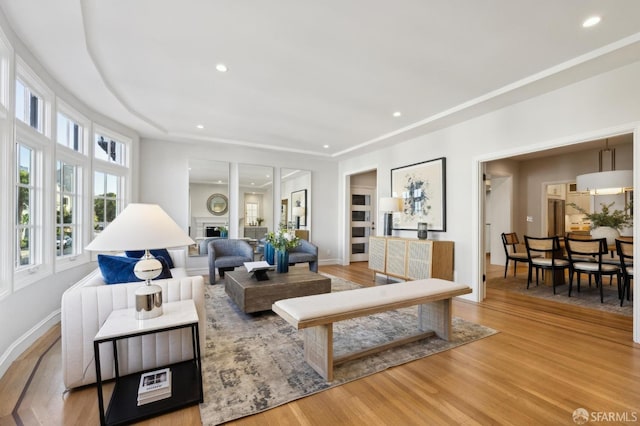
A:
[199,237,223,255]
[208,239,254,284]
[288,239,319,272]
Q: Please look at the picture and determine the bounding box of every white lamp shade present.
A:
[85,203,194,251]
[292,206,305,217]
[379,197,402,212]
[576,170,632,195]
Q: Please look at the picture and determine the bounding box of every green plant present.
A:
[265,230,300,252]
[568,201,631,230]
[256,217,264,226]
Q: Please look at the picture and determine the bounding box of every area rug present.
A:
[490,275,632,317]
[198,275,497,425]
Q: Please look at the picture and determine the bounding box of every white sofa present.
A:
[61,249,205,390]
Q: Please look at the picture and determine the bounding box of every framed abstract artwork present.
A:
[391,157,446,232]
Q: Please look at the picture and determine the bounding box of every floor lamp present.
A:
[379,197,402,236]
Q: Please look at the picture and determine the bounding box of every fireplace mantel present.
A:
[193,216,228,238]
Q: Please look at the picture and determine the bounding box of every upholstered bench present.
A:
[272,278,471,381]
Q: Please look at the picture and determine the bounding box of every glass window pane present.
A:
[63,197,73,224]
[57,113,83,153]
[18,228,31,266]
[95,134,126,165]
[94,171,105,195]
[105,199,117,223]
[106,174,118,195]
[18,145,32,184]
[17,187,30,224]
[15,80,25,122]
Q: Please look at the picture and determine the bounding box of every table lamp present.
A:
[379,197,402,236]
[292,206,305,229]
[85,203,194,319]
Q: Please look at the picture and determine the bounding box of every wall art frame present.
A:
[391,157,446,232]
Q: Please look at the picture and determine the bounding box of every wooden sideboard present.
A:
[368,236,454,281]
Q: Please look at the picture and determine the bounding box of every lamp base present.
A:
[383,212,393,236]
[135,283,163,320]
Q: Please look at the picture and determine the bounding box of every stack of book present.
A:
[137,368,172,406]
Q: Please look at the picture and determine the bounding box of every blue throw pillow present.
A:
[98,254,172,285]
[125,248,174,269]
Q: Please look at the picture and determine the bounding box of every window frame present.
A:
[54,100,91,271]
[15,57,52,138]
[13,128,53,290]
[93,125,130,168]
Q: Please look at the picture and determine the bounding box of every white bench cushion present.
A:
[273,278,470,322]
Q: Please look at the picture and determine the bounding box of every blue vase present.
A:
[276,249,289,273]
[264,243,275,265]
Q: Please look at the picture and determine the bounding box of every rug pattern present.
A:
[199,276,497,425]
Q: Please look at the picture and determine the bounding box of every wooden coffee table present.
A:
[225,268,331,313]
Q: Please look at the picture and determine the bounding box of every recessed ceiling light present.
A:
[323,144,330,149]
[393,111,402,117]
[216,63,228,73]
[582,16,601,28]
[196,124,204,129]
[218,180,222,184]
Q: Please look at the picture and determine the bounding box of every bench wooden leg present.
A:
[418,298,452,340]
[304,324,334,381]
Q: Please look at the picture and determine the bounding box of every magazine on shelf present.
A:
[137,389,172,406]
[138,368,171,399]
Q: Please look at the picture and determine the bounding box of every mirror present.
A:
[206,193,228,215]
[281,168,311,239]
[189,159,229,256]
[239,164,274,241]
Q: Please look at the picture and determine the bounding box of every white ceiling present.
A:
[2,1,640,159]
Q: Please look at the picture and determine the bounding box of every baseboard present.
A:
[0,309,60,381]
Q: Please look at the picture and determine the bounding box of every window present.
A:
[15,78,44,133]
[93,171,123,233]
[57,113,83,153]
[16,143,35,267]
[56,160,81,257]
[94,134,126,166]
[245,202,258,226]
[16,57,52,138]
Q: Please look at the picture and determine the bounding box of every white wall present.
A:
[338,60,640,311]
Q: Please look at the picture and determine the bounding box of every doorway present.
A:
[479,131,636,336]
[348,170,377,263]
[350,187,374,262]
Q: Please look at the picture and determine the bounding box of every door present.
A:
[547,199,565,237]
[350,187,374,262]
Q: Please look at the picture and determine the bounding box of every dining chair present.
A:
[501,232,534,278]
[565,237,621,303]
[524,235,570,294]
[616,238,634,307]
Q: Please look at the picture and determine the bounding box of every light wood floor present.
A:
[1,262,638,425]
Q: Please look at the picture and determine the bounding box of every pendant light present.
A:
[576,139,632,195]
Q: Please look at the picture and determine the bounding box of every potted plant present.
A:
[256,217,264,226]
[218,226,228,238]
[264,229,300,272]
[567,201,631,244]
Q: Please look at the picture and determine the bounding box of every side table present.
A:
[93,299,203,426]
